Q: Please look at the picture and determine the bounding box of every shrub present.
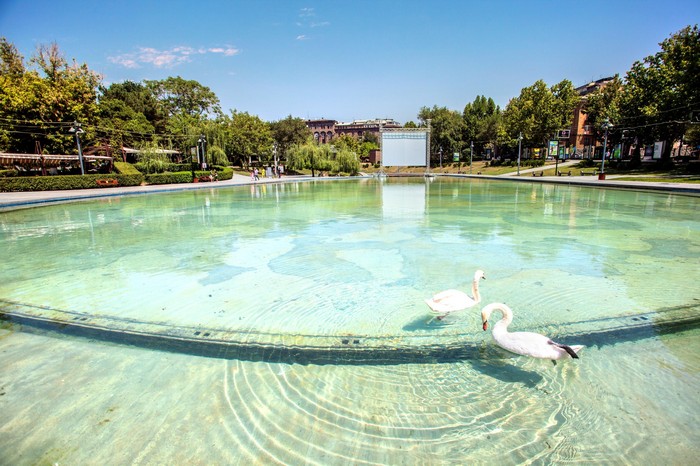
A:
[145,172,195,185]
[114,162,142,175]
[0,173,143,192]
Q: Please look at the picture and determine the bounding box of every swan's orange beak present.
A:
[482,320,488,331]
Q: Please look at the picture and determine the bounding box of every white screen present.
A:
[381,131,428,167]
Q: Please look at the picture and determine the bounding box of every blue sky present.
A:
[1,0,698,124]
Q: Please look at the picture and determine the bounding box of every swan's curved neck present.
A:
[471,278,481,303]
[483,303,513,327]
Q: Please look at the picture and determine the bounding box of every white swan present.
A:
[425,270,486,319]
[481,302,584,360]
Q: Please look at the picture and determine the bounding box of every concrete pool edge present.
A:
[2,298,698,365]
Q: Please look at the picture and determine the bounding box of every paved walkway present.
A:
[1,169,698,210]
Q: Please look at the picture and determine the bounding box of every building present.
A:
[306,118,402,144]
[306,119,337,144]
[335,119,402,140]
[569,77,615,158]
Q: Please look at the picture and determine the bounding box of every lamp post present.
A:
[69,122,85,175]
[198,134,207,169]
[470,140,473,174]
[517,132,523,176]
[601,119,612,177]
[439,146,442,168]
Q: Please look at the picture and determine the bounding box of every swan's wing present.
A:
[494,331,568,359]
[426,289,476,312]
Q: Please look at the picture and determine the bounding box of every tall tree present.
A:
[269,115,311,159]
[418,105,465,161]
[0,39,100,154]
[619,25,700,164]
[463,95,501,156]
[502,79,579,155]
[226,110,273,168]
[145,76,221,119]
[99,80,166,133]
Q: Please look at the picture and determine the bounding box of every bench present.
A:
[558,170,572,176]
[532,171,544,177]
[580,170,598,176]
[96,179,118,187]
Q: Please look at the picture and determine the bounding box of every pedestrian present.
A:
[254,168,260,180]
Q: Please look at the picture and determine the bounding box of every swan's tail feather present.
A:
[551,341,582,359]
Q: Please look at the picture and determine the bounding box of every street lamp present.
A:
[601,119,613,177]
[470,140,474,174]
[198,134,207,169]
[517,132,523,176]
[69,122,85,175]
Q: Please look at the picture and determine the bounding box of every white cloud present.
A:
[109,45,239,69]
[295,7,329,40]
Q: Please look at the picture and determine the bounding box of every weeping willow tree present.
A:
[207,145,229,166]
[286,142,360,176]
[136,140,170,174]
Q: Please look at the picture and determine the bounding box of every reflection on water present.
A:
[0,178,699,463]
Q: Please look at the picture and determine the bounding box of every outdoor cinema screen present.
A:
[381,131,428,167]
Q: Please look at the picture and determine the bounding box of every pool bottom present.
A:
[0,324,698,465]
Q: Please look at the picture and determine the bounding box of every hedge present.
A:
[0,164,233,192]
[144,166,234,185]
[0,173,144,192]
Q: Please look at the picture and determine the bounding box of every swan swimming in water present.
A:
[425,270,486,320]
[481,302,584,360]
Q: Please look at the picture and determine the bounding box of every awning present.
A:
[0,153,113,168]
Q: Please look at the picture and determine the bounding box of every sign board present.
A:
[558,130,571,139]
[653,141,664,159]
[380,130,429,167]
[548,140,558,158]
[453,152,459,162]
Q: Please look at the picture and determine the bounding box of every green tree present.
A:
[0,40,101,154]
[502,79,578,156]
[226,110,273,168]
[97,95,156,150]
[619,25,700,164]
[145,76,221,119]
[418,105,465,161]
[286,141,359,176]
[99,80,166,133]
[269,115,311,159]
[463,95,501,157]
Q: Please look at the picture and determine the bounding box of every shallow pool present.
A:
[1,177,698,463]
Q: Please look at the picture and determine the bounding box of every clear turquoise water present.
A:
[1,177,698,464]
